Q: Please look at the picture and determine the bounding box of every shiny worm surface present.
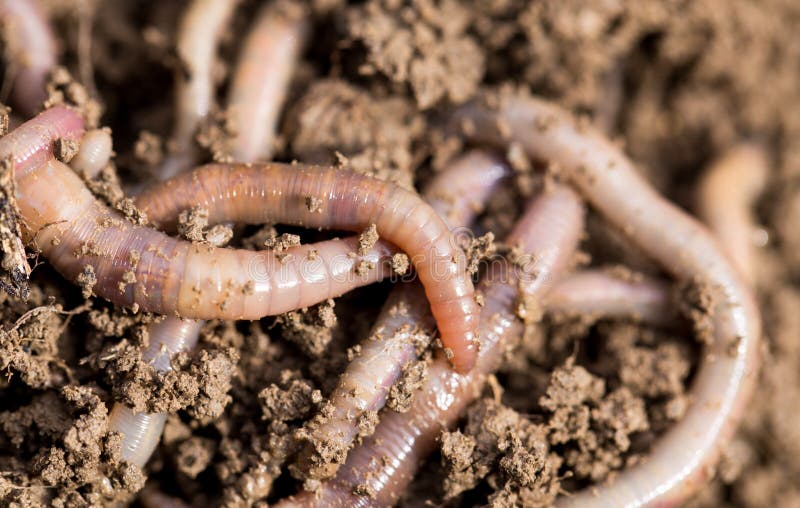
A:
[453,94,761,508]
[295,150,509,480]
[5,106,480,372]
[278,184,585,507]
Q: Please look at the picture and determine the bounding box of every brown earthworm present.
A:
[6,106,480,372]
[161,0,238,179]
[278,184,585,507]
[108,318,203,468]
[226,6,307,162]
[0,0,56,116]
[452,94,761,507]
[545,270,674,327]
[296,150,509,480]
[697,143,768,284]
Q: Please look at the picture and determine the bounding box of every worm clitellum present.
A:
[452,94,761,507]
[0,0,55,116]
[5,106,481,372]
[278,183,586,507]
[294,150,510,480]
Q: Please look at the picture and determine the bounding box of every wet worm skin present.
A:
[697,144,768,284]
[279,185,585,507]
[136,162,482,372]
[453,95,761,507]
[5,107,480,372]
[162,0,238,179]
[545,270,674,327]
[227,7,307,162]
[70,128,113,178]
[0,0,56,116]
[108,318,203,468]
[295,151,509,480]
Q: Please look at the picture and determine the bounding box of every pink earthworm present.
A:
[697,143,768,284]
[226,6,307,162]
[108,318,203,468]
[451,94,761,507]
[6,106,480,372]
[278,183,585,507]
[296,150,509,480]
[544,270,674,327]
[0,0,56,116]
[161,0,238,179]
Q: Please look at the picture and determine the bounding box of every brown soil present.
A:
[2,0,800,506]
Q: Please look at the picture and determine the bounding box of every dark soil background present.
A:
[2,0,800,506]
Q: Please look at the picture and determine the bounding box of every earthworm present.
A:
[296,150,509,480]
[544,270,674,327]
[227,6,307,162]
[0,0,56,116]
[108,318,203,468]
[452,94,761,507]
[278,184,585,507]
[7,106,480,372]
[70,128,113,178]
[161,0,238,179]
[697,143,768,283]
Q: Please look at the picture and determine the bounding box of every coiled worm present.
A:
[295,150,510,480]
[452,94,761,508]
[277,184,585,507]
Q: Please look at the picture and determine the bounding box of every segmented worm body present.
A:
[453,95,761,507]
[70,128,113,178]
[697,144,768,283]
[137,161,482,372]
[279,184,585,507]
[6,106,479,372]
[227,6,306,161]
[296,150,509,480]
[108,318,203,467]
[162,0,238,179]
[545,270,674,327]
[0,0,55,116]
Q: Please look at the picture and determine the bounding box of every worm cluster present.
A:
[2,1,789,507]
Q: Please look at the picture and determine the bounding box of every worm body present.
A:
[296,151,509,479]
[108,318,203,467]
[163,0,238,178]
[70,128,113,178]
[227,7,306,161]
[453,95,761,507]
[545,270,673,327]
[279,185,585,507]
[0,0,56,116]
[137,162,482,372]
[697,144,768,283]
[6,107,479,372]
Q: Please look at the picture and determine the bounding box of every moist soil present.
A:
[2,0,800,506]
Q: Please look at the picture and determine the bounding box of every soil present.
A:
[1,0,800,506]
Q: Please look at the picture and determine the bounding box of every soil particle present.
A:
[275,299,337,357]
[259,373,322,423]
[387,357,429,412]
[0,157,30,299]
[357,224,379,256]
[133,130,164,169]
[676,277,716,346]
[391,252,410,275]
[177,206,233,247]
[464,232,496,276]
[286,79,422,188]
[45,67,103,128]
[175,436,216,479]
[54,137,79,164]
[345,0,484,109]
